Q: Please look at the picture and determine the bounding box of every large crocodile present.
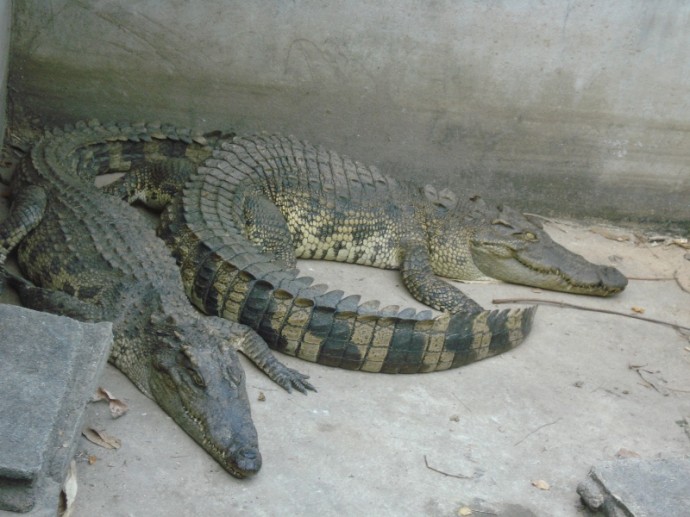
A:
[0,121,314,479]
[108,133,627,374]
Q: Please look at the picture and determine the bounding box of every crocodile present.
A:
[106,134,626,373]
[0,121,314,479]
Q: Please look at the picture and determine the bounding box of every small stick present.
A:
[514,417,562,446]
[629,365,663,394]
[423,455,473,479]
[492,298,690,332]
[667,387,690,393]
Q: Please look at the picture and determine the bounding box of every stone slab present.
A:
[578,458,690,516]
[0,304,112,514]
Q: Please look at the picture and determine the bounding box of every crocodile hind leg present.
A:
[0,185,47,265]
[243,194,297,268]
[3,271,105,321]
[101,158,194,211]
[401,242,483,314]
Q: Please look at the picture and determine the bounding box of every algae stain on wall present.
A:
[6,1,690,230]
[0,0,11,142]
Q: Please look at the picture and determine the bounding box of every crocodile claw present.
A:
[1,268,32,290]
[235,326,318,394]
[273,366,316,394]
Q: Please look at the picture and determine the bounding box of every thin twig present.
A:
[667,387,690,394]
[629,365,690,394]
[522,212,569,232]
[521,212,560,225]
[674,270,690,295]
[629,365,663,394]
[626,276,675,281]
[492,298,690,332]
[514,417,562,446]
[638,238,662,261]
[423,455,473,479]
[451,392,473,413]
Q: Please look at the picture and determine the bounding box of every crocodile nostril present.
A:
[234,446,262,476]
[600,266,628,291]
[241,447,258,460]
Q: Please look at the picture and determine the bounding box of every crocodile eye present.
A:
[184,362,206,388]
[178,350,206,387]
[189,370,206,388]
[521,231,537,241]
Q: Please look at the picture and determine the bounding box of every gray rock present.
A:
[578,458,690,516]
[0,304,112,514]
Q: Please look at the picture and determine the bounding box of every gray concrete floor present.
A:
[1,181,689,515]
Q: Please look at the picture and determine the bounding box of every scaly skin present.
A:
[0,121,314,479]
[108,135,554,373]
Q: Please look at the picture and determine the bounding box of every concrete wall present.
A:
[8,1,690,231]
[0,0,10,143]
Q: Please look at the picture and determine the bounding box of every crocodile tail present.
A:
[161,203,537,373]
[24,120,227,188]
[255,286,537,373]
[256,287,537,373]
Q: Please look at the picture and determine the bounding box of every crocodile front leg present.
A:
[216,318,316,394]
[3,271,106,321]
[101,159,194,211]
[401,242,483,314]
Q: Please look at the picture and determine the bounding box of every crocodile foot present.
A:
[271,365,316,394]
[228,323,318,393]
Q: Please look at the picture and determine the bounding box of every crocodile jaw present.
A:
[470,240,628,297]
[147,320,262,478]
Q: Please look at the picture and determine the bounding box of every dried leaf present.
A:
[82,427,121,449]
[58,460,77,517]
[87,455,98,465]
[531,479,550,490]
[645,236,690,249]
[93,387,129,418]
[458,507,473,516]
[615,448,641,459]
[631,306,645,314]
[671,238,690,249]
[92,387,110,402]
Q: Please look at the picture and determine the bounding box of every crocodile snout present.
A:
[598,265,628,293]
[233,446,262,477]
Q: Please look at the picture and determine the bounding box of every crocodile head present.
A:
[427,195,627,296]
[468,204,627,296]
[146,314,261,478]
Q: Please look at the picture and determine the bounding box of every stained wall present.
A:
[0,0,11,142]
[8,1,690,230]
